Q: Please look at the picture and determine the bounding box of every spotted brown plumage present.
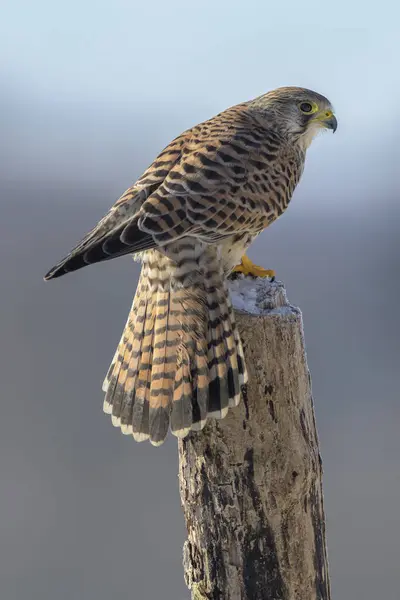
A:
[44,86,337,445]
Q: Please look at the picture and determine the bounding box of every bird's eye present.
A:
[299,102,314,114]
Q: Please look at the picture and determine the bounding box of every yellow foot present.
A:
[233,255,275,279]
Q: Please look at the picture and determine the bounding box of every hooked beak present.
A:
[313,110,338,133]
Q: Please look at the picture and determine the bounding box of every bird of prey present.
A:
[44,86,337,446]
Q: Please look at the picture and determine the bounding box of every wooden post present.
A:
[178,277,331,600]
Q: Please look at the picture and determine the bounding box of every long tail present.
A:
[102,249,247,446]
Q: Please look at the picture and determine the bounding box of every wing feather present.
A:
[44,106,266,280]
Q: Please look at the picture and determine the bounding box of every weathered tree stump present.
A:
[178,277,331,600]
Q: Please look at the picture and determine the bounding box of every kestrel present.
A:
[45,87,337,446]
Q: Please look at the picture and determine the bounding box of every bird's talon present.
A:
[233,255,276,279]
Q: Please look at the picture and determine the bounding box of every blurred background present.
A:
[1,1,399,598]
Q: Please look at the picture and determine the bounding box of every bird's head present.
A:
[250,86,337,149]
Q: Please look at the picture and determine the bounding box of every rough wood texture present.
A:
[178,278,331,600]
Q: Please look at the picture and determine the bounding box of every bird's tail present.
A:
[102,252,247,446]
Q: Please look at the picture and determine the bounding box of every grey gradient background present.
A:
[1,3,400,599]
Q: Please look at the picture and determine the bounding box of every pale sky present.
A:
[1,2,399,206]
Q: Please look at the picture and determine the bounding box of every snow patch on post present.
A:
[229,274,294,316]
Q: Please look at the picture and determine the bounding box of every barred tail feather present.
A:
[206,281,230,420]
[226,290,248,391]
[130,290,155,442]
[149,288,178,445]
[102,259,247,446]
[169,290,207,438]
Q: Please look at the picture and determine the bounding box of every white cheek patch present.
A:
[301,122,326,149]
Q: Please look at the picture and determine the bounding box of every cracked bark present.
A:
[178,279,331,600]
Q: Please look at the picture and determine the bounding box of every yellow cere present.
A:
[314,109,334,122]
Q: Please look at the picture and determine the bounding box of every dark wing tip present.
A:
[43,253,90,281]
[43,265,64,281]
[43,219,157,282]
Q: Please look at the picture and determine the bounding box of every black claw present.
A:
[228,271,240,281]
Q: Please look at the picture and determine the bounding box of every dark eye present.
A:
[300,102,313,113]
